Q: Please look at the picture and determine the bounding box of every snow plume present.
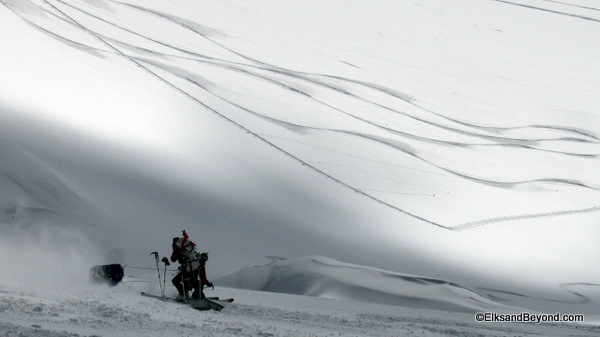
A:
[0,137,105,293]
[0,216,101,295]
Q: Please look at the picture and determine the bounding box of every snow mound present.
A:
[217,256,513,313]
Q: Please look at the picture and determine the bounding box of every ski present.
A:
[140,292,178,302]
[215,298,234,303]
[206,297,235,303]
[140,292,225,311]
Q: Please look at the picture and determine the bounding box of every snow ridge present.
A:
[216,256,516,313]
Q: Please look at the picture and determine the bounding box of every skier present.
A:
[170,232,202,300]
[198,252,214,299]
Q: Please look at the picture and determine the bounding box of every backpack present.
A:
[175,230,202,270]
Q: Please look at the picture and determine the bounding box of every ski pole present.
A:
[161,257,170,297]
[150,252,163,296]
[181,257,190,301]
[187,263,193,300]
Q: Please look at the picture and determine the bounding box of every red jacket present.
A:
[199,264,212,287]
[170,248,180,263]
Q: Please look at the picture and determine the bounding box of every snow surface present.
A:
[216,256,521,313]
[0,256,598,337]
[1,0,599,335]
[1,283,597,337]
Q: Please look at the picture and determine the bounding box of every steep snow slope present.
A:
[1,0,599,329]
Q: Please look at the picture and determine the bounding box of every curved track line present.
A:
[490,0,600,22]
[540,0,600,11]
[90,1,600,147]
[6,0,598,232]
[46,0,600,150]
[30,0,449,230]
[453,205,600,230]
[476,282,600,305]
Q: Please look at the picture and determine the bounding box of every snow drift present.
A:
[216,255,517,313]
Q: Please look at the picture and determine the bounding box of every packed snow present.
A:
[1,0,599,335]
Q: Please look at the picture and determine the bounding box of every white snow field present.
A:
[0,261,598,337]
[1,0,599,335]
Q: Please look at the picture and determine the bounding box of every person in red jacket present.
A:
[170,234,202,300]
[198,252,213,299]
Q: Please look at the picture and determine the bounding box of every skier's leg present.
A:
[172,272,184,296]
[191,270,201,298]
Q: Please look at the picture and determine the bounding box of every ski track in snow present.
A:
[538,0,600,12]
[476,282,600,306]
[454,205,600,230]
[490,0,600,22]
[9,0,600,153]
[3,0,599,230]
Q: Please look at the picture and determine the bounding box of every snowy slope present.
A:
[1,0,599,334]
[2,283,598,337]
[216,255,520,313]
[216,256,600,323]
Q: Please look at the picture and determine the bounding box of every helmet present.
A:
[200,252,208,261]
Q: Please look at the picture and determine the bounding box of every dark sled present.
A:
[189,298,225,311]
[90,264,124,286]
